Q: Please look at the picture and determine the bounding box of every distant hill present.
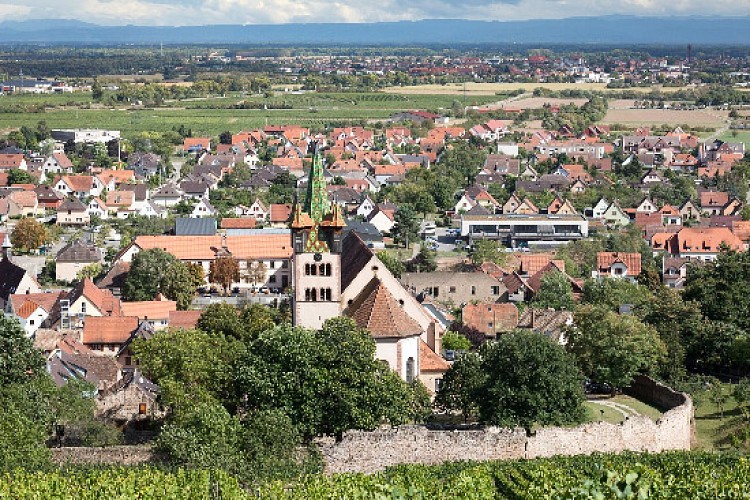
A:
[1,17,749,45]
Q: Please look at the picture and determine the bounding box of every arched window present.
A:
[325,263,332,276]
[305,288,311,301]
[304,264,311,276]
[406,357,415,383]
[310,288,317,301]
[311,264,317,276]
[319,263,326,276]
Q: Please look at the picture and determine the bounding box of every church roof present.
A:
[345,277,422,339]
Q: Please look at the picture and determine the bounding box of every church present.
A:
[291,151,447,386]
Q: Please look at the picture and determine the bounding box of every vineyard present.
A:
[2,452,747,498]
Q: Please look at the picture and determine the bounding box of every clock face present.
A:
[314,253,323,262]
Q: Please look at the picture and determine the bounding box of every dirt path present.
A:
[588,399,641,419]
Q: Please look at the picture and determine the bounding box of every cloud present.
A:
[3,0,750,26]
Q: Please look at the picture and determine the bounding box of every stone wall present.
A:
[321,377,693,474]
[51,445,156,466]
[318,427,527,474]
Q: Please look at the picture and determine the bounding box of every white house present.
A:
[191,198,217,218]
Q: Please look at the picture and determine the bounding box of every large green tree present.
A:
[392,206,420,248]
[122,248,195,306]
[684,249,750,331]
[474,330,586,431]
[532,269,575,311]
[567,305,666,392]
[235,317,413,439]
[470,240,507,268]
[435,352,483,422]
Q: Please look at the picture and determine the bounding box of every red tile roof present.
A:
[462,302,519,335]
[82,316,139,345]
[269,204,293,223]
[168,310,202,329]
[220,218,257,229]
[596,252,642,276]
[120,300,177,320]
[419,340,449,373]
[669,227,743,254]
[346,278,422,338]
[134,234,293,260]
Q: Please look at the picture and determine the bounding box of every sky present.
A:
[3,0,750,26]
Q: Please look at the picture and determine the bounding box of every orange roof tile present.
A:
[419,340,449,373]
[346,279,422,338]
[220,218,257,229]
[16,300,40,319]
[269,204,293,223]
[168,310,202,329]
[519,253,553,276]
[596,252,642,276]
[82,316,139,345]
[670,227,743,254]
[134,234,293,260]
[120,300,177,320]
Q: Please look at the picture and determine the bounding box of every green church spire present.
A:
[304,148,330,225]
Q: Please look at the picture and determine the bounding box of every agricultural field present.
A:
[384,82,684,95]
[602,106,729,128]
[4,452,747,498]
[0,90,503,137]
[496,96,589,109]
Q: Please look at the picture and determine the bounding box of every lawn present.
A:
[690,385,745,452]
[583,394,664,425]
[716,129,750,144]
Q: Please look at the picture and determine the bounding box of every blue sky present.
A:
[5,0,750,26]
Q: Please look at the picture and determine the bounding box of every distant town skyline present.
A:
[3,0,750,27]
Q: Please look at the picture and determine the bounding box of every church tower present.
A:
[291,149,346,329]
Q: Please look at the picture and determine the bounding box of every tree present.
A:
[441,331,472,352]
[7,169,34,185]
[639,288,702,381]
[76,262,103,281]
[91,78,103,101]
[532,270,575,311]
[245,259,267,289]
[409,380,433,424]
[376,252,405,278]
[567,305,666,392]
[209,256,240,295]
[474,331,586,431]
[0,315,46,386]
[162,261,197,310]
[133,328,243,409]
[435,352,483,422]
[684,249,750,331]
[406,246,437,273]
[235,317,413,439]
[186,262,205,288]
[197,303,245,340]
[392,206,420,248]
[11,217,47,252]
[123,248,177,301]
[219,131,232,145]
[582,277,652,312]
[469,240,507,267]
[123,249,194,306]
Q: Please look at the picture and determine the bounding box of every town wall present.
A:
[320,376,693,474]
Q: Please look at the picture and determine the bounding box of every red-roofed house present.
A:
[594,252,642,282]
[462,302,519,337]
